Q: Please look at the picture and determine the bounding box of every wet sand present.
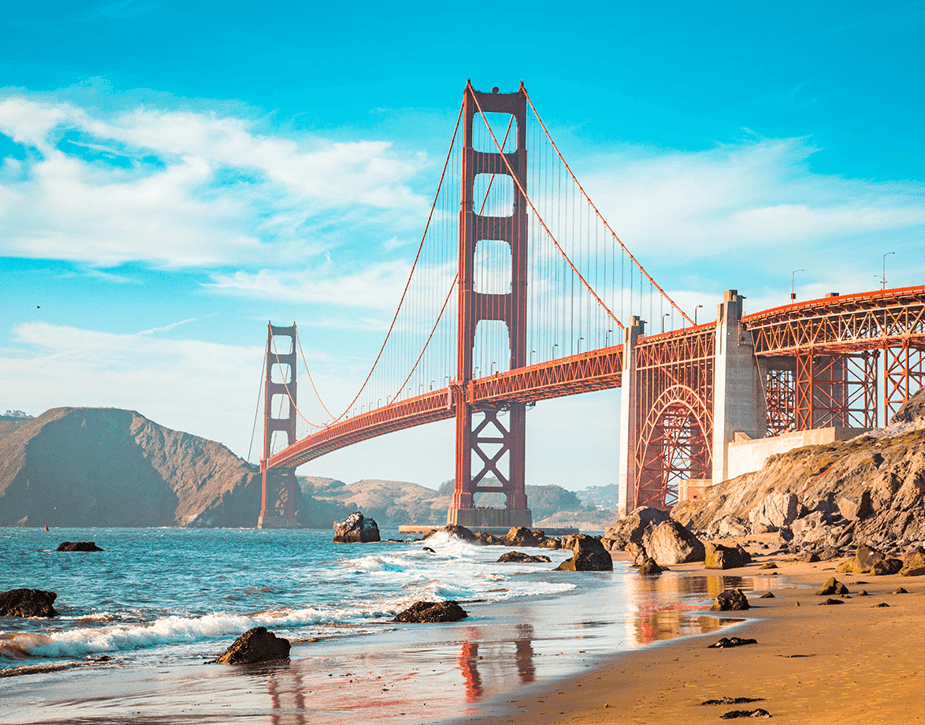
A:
[467,545,925,725]
[1,564,762,725]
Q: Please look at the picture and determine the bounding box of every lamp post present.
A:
[791,269,804,301]
[882,251,895,290]
[662,313,670,333]
[694,305,703,325]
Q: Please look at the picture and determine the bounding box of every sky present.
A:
[1,1,924,492]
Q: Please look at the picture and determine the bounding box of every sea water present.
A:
[0,527,766,724]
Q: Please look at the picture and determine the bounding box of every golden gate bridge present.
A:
[254,82,925,529]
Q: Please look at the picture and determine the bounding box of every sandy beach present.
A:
[466,541,925,725]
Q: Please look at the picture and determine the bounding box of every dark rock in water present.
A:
[721,709,771,719]
[0,588,58,618]
[505,527,541,547]
[218,626,290,664]
[425,524,476,542]
[702,696,764,706]
[818,598,845,605]
[711,588,750,611]
[473,531,503,546]
[759,591,775,599]
[705,542,752,570]
[816,577,849,596]
[333,512,380,543]
[422,546,435,553]
[394,600,468,623]
[555,535,613,571]
[638,557,662,576]
[55,541,103,552]
[496,551,551,563]
[709,636,757,649]
[538,537,561,549]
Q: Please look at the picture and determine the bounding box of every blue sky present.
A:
[2,1,924,491]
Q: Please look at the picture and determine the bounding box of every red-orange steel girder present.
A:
[261,323,297,522]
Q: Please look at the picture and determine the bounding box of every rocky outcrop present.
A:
[497,551,551,563]
[816,577,849,596]
[55,541,102,552]
[505,527,542,547]
[555,534,613,571]
[893,387,925,424]
[0,589,58,618]
[711,588,750,611]
[393,601,468,623]
[638,557,663,575]
[425,524,477,542]
[673,411,925,551]
[601,507,670,552]
[836,544,902,575]
[333,512,380,543]
[641,519,705,565]
[900,547,925,576]
[217,627,290,664]
[0,407,328,528]
[705,542,752,570]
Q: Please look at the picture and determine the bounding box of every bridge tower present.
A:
[449,82,532,529]
[259,323,299,529]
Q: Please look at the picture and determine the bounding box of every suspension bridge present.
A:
[255,82,925,529]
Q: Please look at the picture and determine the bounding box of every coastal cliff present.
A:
[0,407,332,528]
[673,389,925,548]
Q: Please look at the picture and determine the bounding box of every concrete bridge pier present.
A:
[617,316,644,517]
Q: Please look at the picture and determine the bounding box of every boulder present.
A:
[424,524,476,542]
[555,535,613,571]
[711,515,749,538]
[55,541,103,552]
[816,577,849,596]
[836,492,872,521]
[891,386,925,424]
[901,547,925,576]
[217,627,290,664]
[705,542,752,570]
[790,511,832,547]
[708,636,757,648]
[641,519,705,565]
[624,541,647,564]
[333,512,380,543]
[711,588,750,611]
[497,551,551,563]
[748,493,799,531]
[393,600,468,623]
[505,527,540,548]
[837,544,902,575]
[601,507,670,550]
[0,588,59,618]
[538,537,561,549]
[638,557,662,576]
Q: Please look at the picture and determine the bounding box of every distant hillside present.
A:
[0,407,338,529]
[301,477,449,526]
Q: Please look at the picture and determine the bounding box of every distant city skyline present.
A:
[2,1,923,490]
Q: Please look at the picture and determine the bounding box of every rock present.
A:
[705,542,752,570]
[624,541,647,564]
[333,512,380,543]
[217,627,290,664]
[601,507,670,550]
[701,697,764,706]
[816,577,849,596]
[0,588,59,618]
[709,636,757,648]
[55,541,103,552]
[892,587,908,594]
[473,531,503,546]
[759,562,778,569]
[857,590,869,596]
[504,527,540,547]
[496,551,551,563]
[638,557,662,576]
[803,552,821,563]
[555,535,613,571]
[836,544,901,575]
[818,598,844,605]
[876,602,890,607]
[891,386,925,424]
[720,709,771,719]
[641,519,705,565]
[901,547,925,576]
[759,592,775,599]
[711,588,750,611]
[393,600,468,623]
[426,524,476,542]
[836,492,872,521]
[712,515,749,538]
[818,546,842,561]
[749,492,799,531]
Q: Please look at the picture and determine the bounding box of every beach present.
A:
[466,543,925,725]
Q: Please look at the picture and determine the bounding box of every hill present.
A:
[0,407,336,528]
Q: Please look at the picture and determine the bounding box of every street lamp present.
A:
[882,251,896,290]
[662,313,670,333]
[791,269,804,301]
[694,305,703,325]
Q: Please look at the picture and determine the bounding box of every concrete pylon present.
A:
[617,316,645,517]
[711,290,767,483]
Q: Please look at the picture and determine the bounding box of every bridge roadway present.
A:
[267,285,925,472]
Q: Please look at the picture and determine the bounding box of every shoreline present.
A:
[465,544,925,725]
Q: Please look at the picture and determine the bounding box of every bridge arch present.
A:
[634,384,713,510]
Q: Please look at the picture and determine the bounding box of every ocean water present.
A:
[0,527,767,724]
